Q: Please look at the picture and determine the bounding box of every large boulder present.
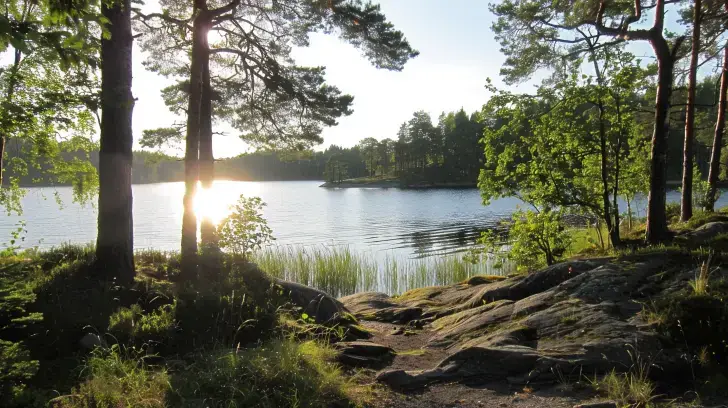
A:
[276,279,347,324]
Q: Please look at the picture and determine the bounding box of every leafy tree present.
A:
[490,0,687,243]
[357,137,379,176]
[217,195,274,260]
[479,48,651,247]
[377,138,394,175]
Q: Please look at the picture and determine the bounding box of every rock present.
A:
[391,327,405,335]
[339,291,423,323]
[335,341,395,367]
[79,333,107,350]
[376,369,429,390]
[277,279,346,324]
[679,220,728,245]
[573,403,617,408]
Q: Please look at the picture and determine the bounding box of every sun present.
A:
[193,185,229,226]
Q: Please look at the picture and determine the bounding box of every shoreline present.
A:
[319,180,477,189]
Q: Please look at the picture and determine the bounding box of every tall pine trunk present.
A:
[180,13,210,280]
[680,0,702,221]
[706,41,728,211]
[645,40,676,244]
[96,0,135,284]
[199,30,216,246]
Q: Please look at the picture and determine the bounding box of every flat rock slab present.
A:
[335,341,395,367]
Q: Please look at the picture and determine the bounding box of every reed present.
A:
[252,245,509,297]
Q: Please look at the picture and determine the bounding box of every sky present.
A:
[131,0,509,157]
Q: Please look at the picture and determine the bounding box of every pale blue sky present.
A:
[131,0,509,157]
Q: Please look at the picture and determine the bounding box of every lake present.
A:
[0,180,720,261]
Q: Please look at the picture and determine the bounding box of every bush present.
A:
[475,209,571,271]
[217,195,275,260]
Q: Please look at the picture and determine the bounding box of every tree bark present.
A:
[96,0,135,284]
[680,0,702,221]
[706,40,728,211]
[645,38,675,244]
[1,48,23,194]
[199,25,216,246]
[180,12,209,280]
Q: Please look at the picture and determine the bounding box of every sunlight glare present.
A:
[193,184,230,226]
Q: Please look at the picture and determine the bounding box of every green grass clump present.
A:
[168,340,358,407]
[58,339,361,408]
[56,345,169,408]
[592,369,657,408]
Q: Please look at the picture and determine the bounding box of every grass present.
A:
[592,369,657,408]
[589,345,659,408]
[56,340,361,408]
[0,244,369,408]
[253,245,504,297]
[690,256,717,296]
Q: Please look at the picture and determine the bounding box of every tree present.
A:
[705,1,728,211]
[680,0,703,221]
[135,0,418,279]
[96,0,136,284]
[479,49,651,247]
[0,0,100,215]
[377,138,394,175]
[490,0,687,243]
[357,137,379,176]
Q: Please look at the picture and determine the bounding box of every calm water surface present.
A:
[0,180,719,261]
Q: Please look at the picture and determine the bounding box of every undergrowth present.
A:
[0,244,365,408]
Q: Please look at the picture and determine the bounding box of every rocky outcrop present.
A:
[341,253,706,390]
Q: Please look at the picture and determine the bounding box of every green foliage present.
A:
[217,195,275,260]
[478,49,651,247]
[137,0,417,150]
[108,304,177,346]
[476,209,571,271]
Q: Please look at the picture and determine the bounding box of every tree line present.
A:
[328,109,484,185]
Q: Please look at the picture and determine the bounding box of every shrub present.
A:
[475,209,571,271]
[217,195,275,260]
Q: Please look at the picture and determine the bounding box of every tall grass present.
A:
[253,245,508,297]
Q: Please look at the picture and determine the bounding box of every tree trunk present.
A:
[680,0,702,221]
[96,0,135,284]
[180,13,209,280]
[0,49,23,197]
[199,27,216,246]
[645,39,675,244]
[706,41,728,211]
